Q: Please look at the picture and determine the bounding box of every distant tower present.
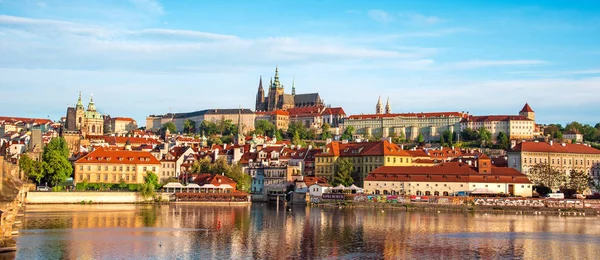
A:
[385,97,391,114]
[255,76,265,111]
[291,77,296,96]
[236,107,245,145]
[75,92,84,131]
[519,103,535,121]
[376,96,383,114]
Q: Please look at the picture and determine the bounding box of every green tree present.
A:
[119,178,128,190]
[497,132,510,150]
[528,163,566,193]
[254,119,276,136]
[220,135,233,144]
[145,171,159,189]
[334,158,354,186]
[321,123,332,140]
[461,127,479,141]
[191,157,212,174]
[207,135,223,146]
[199,121,218,136]
[567,169,594,194]
[292,130,301,145]
[287,121,309,140]
[161,122,177,134]
[417,133,424,143]
[341,126,355,141]
[183,119,196,134]
[19,154,44,184]
[478,127,492,147]
[441,130,453,146]
[275,129,284,141]
[41,137,72,187]
[226,164,251,192]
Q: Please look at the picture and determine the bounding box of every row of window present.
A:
[78,173,137,182]
[79,165,156,172]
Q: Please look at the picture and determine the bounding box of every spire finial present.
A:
[292,76,296,95]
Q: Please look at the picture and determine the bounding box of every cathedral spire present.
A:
[376,96,383,114]
[385,97,391,114]
[273,65,281,88]
[258,75,263,90]
[291,77,296,96]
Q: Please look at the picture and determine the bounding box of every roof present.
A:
[366,163,531,184]
[294,93,321,105]
[511,142,600,154]
[322,107,346,116]
[462,115,532,122]
[192,173,237,188]
[520,103,534,113]
[75,147,161,165]
[288,106,324,118]
[0,116,53,125]
[113,117,136,122]
[347,112,466,120]
[316,140,410,157]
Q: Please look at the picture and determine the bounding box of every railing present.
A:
[174,192,249,202]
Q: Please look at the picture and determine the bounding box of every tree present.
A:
[145,171,159,189]
[567,170,593,194]
[275,129,284,141]
[442,130,453,146]
[478,127,492,147]
[321,123,332,140]
[389,132,404,144]
[161,122,177,134]
[119,178,128,190]
[439,132,446,146]
[417,133,424,143]
[41,137,72,187]
[19,154,44,184]
[254,119,276,137]
[220,135,233,144]
[292,130,301,145]
[183,119,196,134]
[191,157,212,174]
[207,135,223,146]
[226,164,251,192]
[461,128,479,142]
[287,121,309,140]
[341,126,355,141]
[527,163,565,193]
[334,158,354,186]
[496,132,510,150]
[199,121,218,136]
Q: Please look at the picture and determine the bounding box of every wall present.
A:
[25,192,155,204]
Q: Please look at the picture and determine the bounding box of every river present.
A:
[4,204,600,259]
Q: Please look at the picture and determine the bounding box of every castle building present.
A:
[65,93,104,137]
[460,103,535,140]
[255,66,323,111]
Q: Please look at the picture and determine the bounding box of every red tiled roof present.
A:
[322,107,346,116]
[288,106,324,118]
[0,116,53,125]
[192,173,237,189]
[511,142,600,154]
[75,147,160,165]
[301,176,329,187]
[406,150,429,158]
[462,115,531,122]
[113,117,135,122]
[347,112,466,120]
[520,103,534,113]
[366,163,531,184]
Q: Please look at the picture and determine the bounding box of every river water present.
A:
[6,204,600,259]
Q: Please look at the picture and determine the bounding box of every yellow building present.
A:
[255,109,290,131]
[74,147,161,184]
[315,140,413,184]
[365,155,533,197]
[508,141,600,186]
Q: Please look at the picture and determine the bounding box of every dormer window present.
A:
[119,157,123,161]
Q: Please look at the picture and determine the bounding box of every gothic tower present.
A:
[255,76,265,111]
[376,96,383,114]
[291,77,296,96]
[385,97,391,114]
[75,92,84,130]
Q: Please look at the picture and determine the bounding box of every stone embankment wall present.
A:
[25,192,170,204]
[1,176,24,251]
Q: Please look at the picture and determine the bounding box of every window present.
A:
[104,174,108,181]
[96,175,100,181]
[97,166,101,171]
[113,166,116,171]
[143,167,147,172]
[104,166,108,171]
[473,185,476,187]
[498,185,501,187]
[521,185,524,188]
[126,166,130,172]
[87,166,91,171]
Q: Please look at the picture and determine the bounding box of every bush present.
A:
[128,184,140,191]
[52,186,64,192]
[75,183,86,191]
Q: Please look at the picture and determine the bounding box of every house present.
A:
[193,173,238,192]
[309,183,332,197]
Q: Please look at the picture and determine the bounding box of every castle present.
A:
[255,66,323,111]
[65,92,104,137]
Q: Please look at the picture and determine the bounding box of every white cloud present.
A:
[129,0,164,15]
[367,10,393,24]
[507,69,600,76]
[133,28,239,41]
[400,12,444,25]
[446,60,548,69]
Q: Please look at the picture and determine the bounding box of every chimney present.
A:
[550,140,553,146]
[308,145,313,150]
[474,160,478,168]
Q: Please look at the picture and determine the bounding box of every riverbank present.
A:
[315,201,600,216]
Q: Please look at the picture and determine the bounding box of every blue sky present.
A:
[0,0,599,125]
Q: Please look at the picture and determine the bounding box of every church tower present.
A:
[385,97,391,114]
[236,107,245,145]
[291,77,296,96]
[75,92,84,130]
[255,76,265,111]
[376,96,383,114]
[519,103,535,121]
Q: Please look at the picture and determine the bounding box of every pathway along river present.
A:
[4,204,600,259]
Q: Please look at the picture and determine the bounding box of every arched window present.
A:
[78,117,82,124]
[434,191,440,196]
[425,191,431,196]
[92,125,96,133]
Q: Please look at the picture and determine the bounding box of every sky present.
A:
[0,0,599,126]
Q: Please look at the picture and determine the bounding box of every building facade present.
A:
[105,117,138,134]
[460,104,535,140]
[255,67,323,112]
[146,109,256,134]
[364,156,533,197]
[74,147,161,185]
[507,141,600,185]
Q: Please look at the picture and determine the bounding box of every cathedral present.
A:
[255,67,323,111]
[65,92,104,137]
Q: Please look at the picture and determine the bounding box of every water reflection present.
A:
[14,204,600,259]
